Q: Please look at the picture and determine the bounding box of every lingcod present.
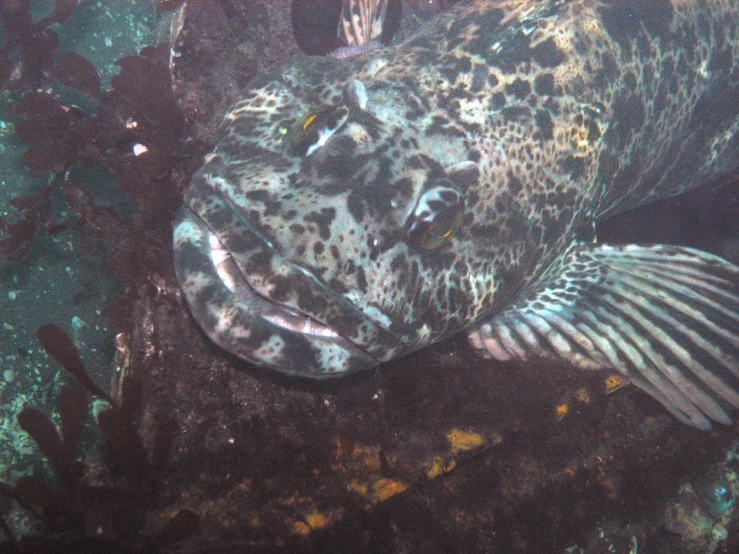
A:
[173,0,739,430]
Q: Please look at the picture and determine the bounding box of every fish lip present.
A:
[173,206,383,375]
[205,228,348,342]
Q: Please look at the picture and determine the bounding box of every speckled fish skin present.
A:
[174,0,739,378]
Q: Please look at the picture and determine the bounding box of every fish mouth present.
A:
[173,206,394,376]
[206,229,342,340]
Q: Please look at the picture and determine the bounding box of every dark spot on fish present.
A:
[624,70,638,90]
[599,0,674,49]
[290,223,305,235]
[243,248,273,282]
[610,93,646,145]
[586,118,601,143]
[408,155,426,171]
[393,177,413,200]
[458,56,472,72]
[541,206,574,244]
[418,248,456,276]
[560,155,586,180]
[491,92,506,110]
[534,73,555,96]
[353,109,384,140]
[502,105,530,122]
[595,51,619,87]
[435,287,445,304]
[295,279,329,314]
[439,54,471,83]
[176,238,213,282]
[531,38,565,68]
[662,54,676,76]
[471,64,488,93]
[330,245,340,259]
[304,207,336,241]
[347,192,364,222]
[356,265,368,293]
[507,170,523,194]
[269,275,293,302]
[654,82,668,114]
[709,43,734,75]
[495,29,536,72]
[535,109,554,141]
[328,278,347,294]
[367,236,380,261]
[313,241,324,255]
[506,78,531,100]
[417,154,446,180]
[246,189,282,216]
[463,9,505,58]
[427,115,467,138]
[427,114,449,132]
[318,178,356,196]
[207,207,233,229]
[283,209,297,220]
[448,286,465,315]
[691,79,739,142]
[390,254,406,272]
[676,55,691,79]
[222,231,256,255]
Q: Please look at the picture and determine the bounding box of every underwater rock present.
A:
[664,488,728,554]
[106,266,738,553]
[170,0,300,146]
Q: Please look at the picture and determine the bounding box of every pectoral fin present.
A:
[469,242,739,430]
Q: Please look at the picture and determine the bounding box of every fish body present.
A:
[174,0,739,429]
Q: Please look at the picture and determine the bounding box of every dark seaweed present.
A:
[55,51,102,100]
[0,0,81,91]
[0,177,67,261]
[1,34,202,297]
[0,325,197,553]
[36,324,113,403]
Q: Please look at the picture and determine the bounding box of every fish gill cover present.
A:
[1,0,739,552]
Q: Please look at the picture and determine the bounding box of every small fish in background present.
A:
[174,0,739,431]
[291,0,401,57]
[331,0,388,58]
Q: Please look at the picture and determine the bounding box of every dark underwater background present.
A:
[1,0,739,552]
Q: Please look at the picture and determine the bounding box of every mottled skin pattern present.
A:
[174,0,739,376]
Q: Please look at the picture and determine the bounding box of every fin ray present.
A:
[599,270,739,389]
[471,243,739,429]
[596,290,735,423]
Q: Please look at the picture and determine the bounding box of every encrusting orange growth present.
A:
[604,373,629,395]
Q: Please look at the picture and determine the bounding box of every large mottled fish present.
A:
[173,0,739,430]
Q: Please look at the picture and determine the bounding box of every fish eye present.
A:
[289,105,349,156]
[408,183,464,250]
[420,206,464,249]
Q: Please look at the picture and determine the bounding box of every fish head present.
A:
[174,55,514,377]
